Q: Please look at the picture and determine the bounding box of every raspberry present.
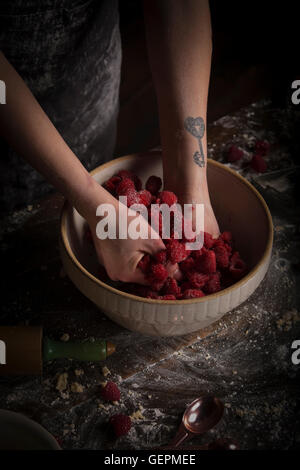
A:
[146,291,159,299]
[254,140,270,156]
[95,170,249,300]
[221,231,233,245]
[159,190,178,207]
[214,238,232,256]
[187,272,209,288]
[204,273,221,294]
[229,251,247,280]
[148,206,163,236]
[154,250,167,264]
[163,277,181,296]
[182,289,205,299]
[116,178,135,196]
[137,254,151,273]
[147,263,168,283]
[145,175,162,195]
[116,170,142,191]
[179,256,196,274]
[191,246,207,259]
[101,381,121,402]
[110,414,131,438]
[180,281,193,292]
[250,154,267,173]
[203,232,215,249]
[125,189,142,207]
[167,239,188,264]
[103,176,121,194]
[149,280,165,292]
[227,145,243,163]
[159,294,177,300]
[138,189,152,207]
[214,244,230,268]
[196,250,216,274]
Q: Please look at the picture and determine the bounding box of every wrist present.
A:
[72,173,118,224]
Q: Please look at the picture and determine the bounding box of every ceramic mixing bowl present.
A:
[60,151,273,336]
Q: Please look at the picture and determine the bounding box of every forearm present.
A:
[0,52,114,221]
[143,0,212,199]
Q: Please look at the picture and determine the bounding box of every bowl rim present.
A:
[60,152,273,305]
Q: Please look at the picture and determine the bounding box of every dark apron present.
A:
[0,0,121,212]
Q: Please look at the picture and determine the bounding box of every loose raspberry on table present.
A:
[250,154,267,173]
[138,189,152,207]
[110,414,132,438]
[254,140,270,156]
[182,289,205,299]
[167,239,188,264]
[159,190,178,207]
[145,175,162,195]
[101,381,121,402]
[187,272,210,289]
[163,277,181,296]
[227,145,244,163]
[196,250,217,274]
[204,273,221,294]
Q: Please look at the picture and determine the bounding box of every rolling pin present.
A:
[0,326,115,375]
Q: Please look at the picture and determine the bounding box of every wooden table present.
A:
[0,100,299,450]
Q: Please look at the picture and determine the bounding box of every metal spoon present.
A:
[165,396,224,449]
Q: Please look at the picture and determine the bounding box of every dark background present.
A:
[116,0,298,157]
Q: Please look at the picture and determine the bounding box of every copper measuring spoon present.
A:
[165,396,224,449]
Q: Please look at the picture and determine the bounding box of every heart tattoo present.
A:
[184,116,206,168]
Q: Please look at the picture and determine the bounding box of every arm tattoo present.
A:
[184,116,206,168]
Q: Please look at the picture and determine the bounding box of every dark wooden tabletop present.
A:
[0,100,299,450]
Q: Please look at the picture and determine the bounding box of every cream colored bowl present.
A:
[60,152,273,337]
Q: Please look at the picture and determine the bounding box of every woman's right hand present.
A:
[85,195,179,285]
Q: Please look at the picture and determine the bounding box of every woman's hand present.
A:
[176,186,220,239]
[85,194,179,284]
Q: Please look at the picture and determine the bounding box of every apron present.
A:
[0,0,121,212]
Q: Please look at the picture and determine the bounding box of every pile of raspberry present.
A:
[100,169,247,300]
[226,139,270,173]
